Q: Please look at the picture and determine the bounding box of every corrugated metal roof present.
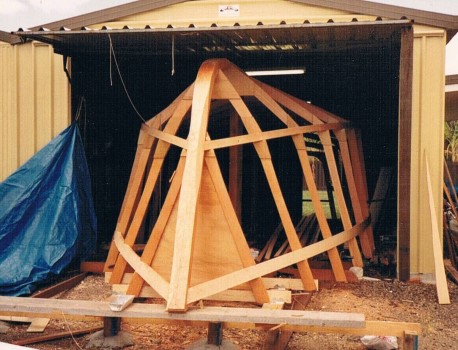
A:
[15,18,411,56]
[6,0,455,45]
[27,0,458,32]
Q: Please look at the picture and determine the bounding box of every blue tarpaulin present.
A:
[0,123,97,296]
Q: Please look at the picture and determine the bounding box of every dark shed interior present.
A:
[68,23,402,258]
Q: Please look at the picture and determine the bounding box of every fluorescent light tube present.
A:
[246,68,305,76]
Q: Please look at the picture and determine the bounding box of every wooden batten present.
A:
[104,58,371,312]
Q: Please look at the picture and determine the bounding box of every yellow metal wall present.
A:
[95,0,378,28]
[0,41,70,181]
[409,25,446,278]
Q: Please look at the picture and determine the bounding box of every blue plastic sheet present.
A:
[0,123,97,296]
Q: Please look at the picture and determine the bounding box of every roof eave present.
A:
[0,30,21,44]
[294,0,458,30]
[29,0,458,33]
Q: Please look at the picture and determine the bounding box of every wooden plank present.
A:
[281,320,421,338]
[278,267,358,282]
[104,128,153,271]
[110,99,191,284]
[346,129,374,256]
[113,231,169,299]
[126,155,186,296]
[262,292,312,350]
[26,318,50,333]
[294,142,347,283]
[229,108,243,221]
[145,84,194,127]
[257,223,283,262]
[204,123,346,150]
[370,167,393,229]
[262,302,286,350]
[13,326,103,346]
[187,219,369,304]
[167,59,223,312]
[230,97,316,291]
[334,130,365,267]
[116,284,291,303]
[398,26,414,282]
[31,273,87,299]
[257,82,345,124]
[251,86,348,282]
[146,127,187,149]
[25,272,88,332]
[0,296,365,329]
[425,152,450,304]
[80,261,105,274]
[109,274,308,291]
[319,131,363,268]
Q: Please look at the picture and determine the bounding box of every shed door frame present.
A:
[15,21,414,276]
[398,26,413,281]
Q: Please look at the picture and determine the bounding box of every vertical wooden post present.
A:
[103,317,121,337]
[207,322,223,346]
[398,25,414,281]
[403,330,419,350]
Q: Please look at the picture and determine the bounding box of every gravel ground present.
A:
[0,275,457,349]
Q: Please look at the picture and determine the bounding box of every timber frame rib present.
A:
[104,59,374,312]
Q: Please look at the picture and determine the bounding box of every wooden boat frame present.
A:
[104,58,375,312]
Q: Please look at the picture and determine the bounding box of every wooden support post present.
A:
[398,25,414,281]
[403,330,419,350]
[103,317,121,337]
[263,293,312,350]
[207,322,223,346]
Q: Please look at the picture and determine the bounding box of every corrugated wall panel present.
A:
[409,26,446,278]
[0,42,70,181]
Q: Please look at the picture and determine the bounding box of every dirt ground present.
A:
[1,274,457,350]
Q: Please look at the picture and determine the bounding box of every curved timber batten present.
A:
[104,58,374,312]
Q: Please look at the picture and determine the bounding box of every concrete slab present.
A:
[85,330,133,349]
[185,339,240,350]
[0,321,10,333]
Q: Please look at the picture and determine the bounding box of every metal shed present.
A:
[1,0,457,282]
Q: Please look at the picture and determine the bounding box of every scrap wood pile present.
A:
[103,58,375,312]
[256,214,321,263]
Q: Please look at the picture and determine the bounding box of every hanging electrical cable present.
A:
[171,34,176,76]
[108,34,147,124]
